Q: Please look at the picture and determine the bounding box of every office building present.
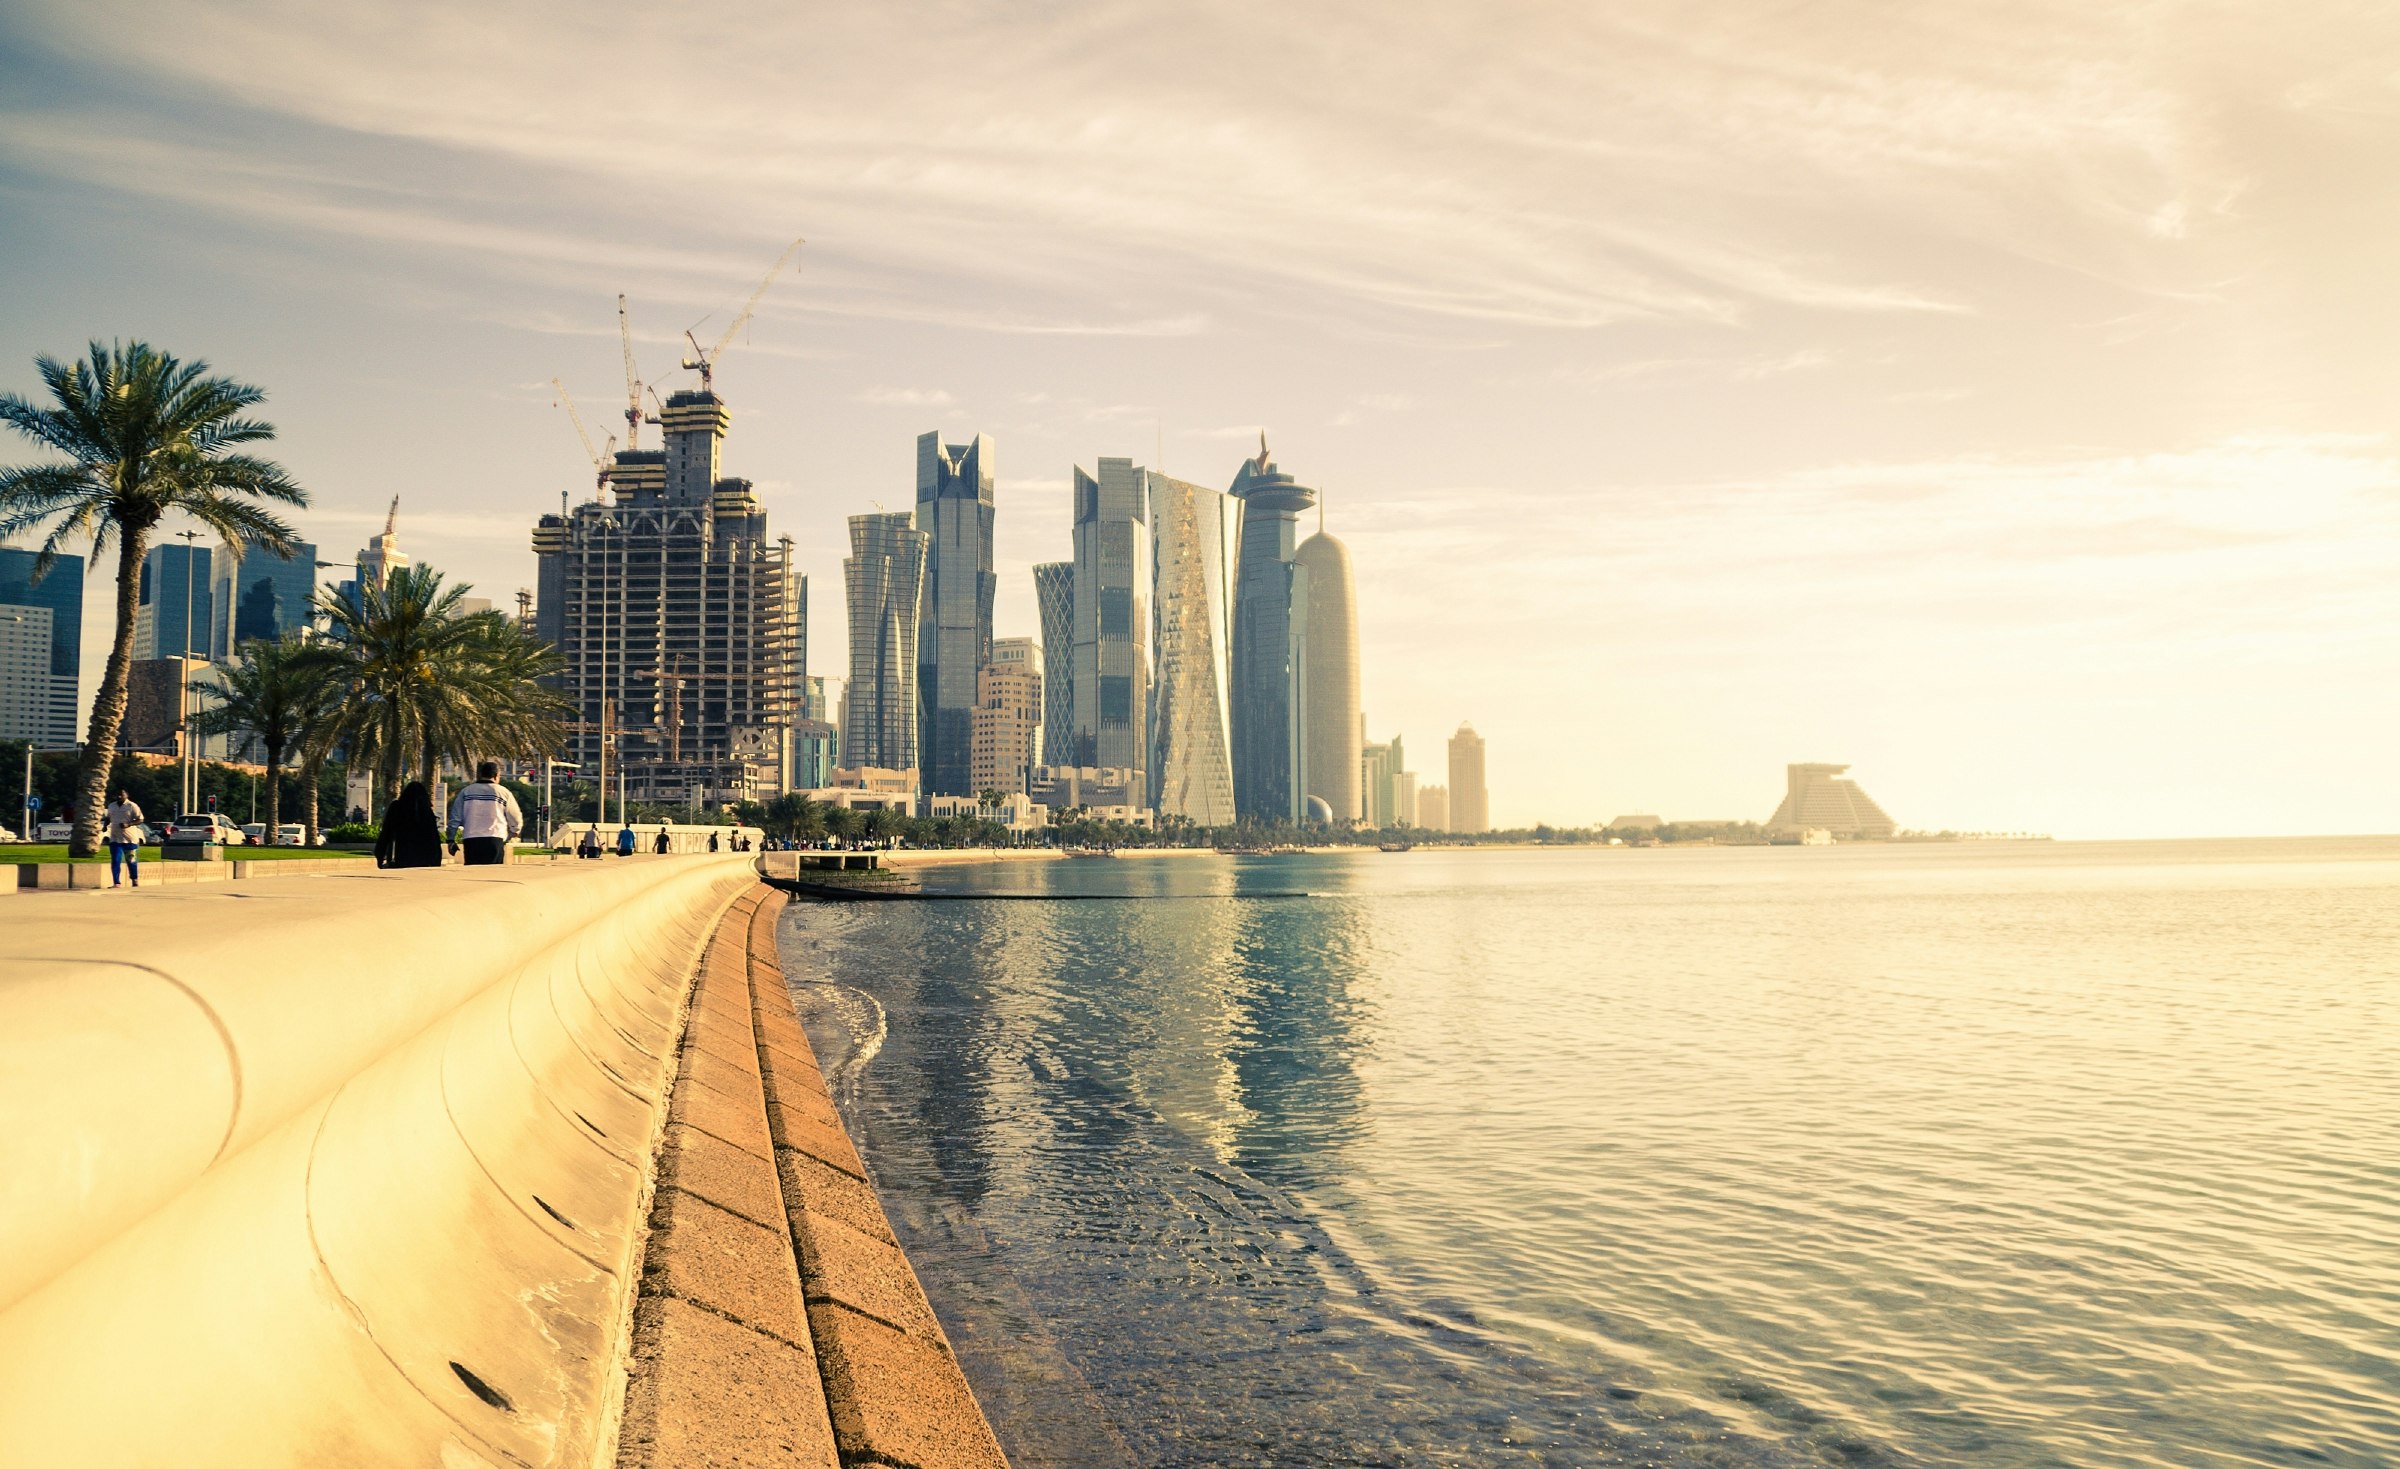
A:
[337,498,412,609]
[794,676,837,789]
[134,542,215,663]
[1766,763,1897,838]
[121,656,224,757]
[0,606,56,743]
[1419,783,1450,833]
[1072,457,1152,804]
[1394,770,1418,828]
[1148,471,1239,826]
[1363,735,1405,828]
[841,512,928,774]
[530,388,805,807]
[0,546,82,743]
[1028,764,1153,827]
[915,432,997,798]
[970,637,1043,796]
[1448,724,1489,833]
[1228,436,1315,822]
[212,539,319,656]
[1033,561,1075,767]
[1293,525,1361,824]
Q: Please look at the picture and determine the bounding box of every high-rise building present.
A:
[1147,471,1239,826]
[1072,458,1151,805]
[1448,724,1489,833]
[1361,737,1398,828]
[1766,763,1896,838]
[213,539,319,657]
[1293,527,1361,824]
[338,498,412,610]
[970,637,1043,797]
[134,542,215,663]
[530,388,805,807]
[1228,435,1316,822]
[1395,770,1419,829]
[1418,782,1450,834]
[0,606,56,744]
[1033,561,1075,768]
[793,675,838,790]
[841,512,928,775]
[915,432,997,798]
[0,546,82,743]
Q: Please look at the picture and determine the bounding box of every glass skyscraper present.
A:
[914,432,996,797]
[212,539,319,657]
[1228,437,1316,822]
[1147,471,1239,826]
[134,542,215,663]
[1033,561,1075,768]
[842,512,928,773]
[0,545,82,743]
[1072,458,1151,803]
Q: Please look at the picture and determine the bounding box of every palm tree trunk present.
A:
[263,737,284,841]
[71,531,150,858]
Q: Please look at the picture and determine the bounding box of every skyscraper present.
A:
[1147,471,1239,826]
[337,498,412,610]
[1228,435,1316,822]
[1033,561,1074,768]
[1766,763,1896,837]
[1072,458,1151,804]
[530,387,805,806]
[841,512,928,774]
[1448,724,1489,833]
[1361,737,1397,827]
[915,432,996,797]
[1418,783,1450,833]
[213,539,319,657]
[0,606,57,744]
[134,542,214,663]
[1293,526,1361,824]
[0,546,81,743]
[970,637,1043,797]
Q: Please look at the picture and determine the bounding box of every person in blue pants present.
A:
[103,790,145,889]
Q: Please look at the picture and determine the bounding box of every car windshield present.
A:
[175,816,219,827]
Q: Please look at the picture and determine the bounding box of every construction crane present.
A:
[551,379,616,497]
[681,236,804,391]
[617,294,645,450]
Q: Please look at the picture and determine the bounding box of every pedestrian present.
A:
[653,828,670,854]
[374,781,444,869]
[102,788,145,889]
[448,760,524,867]
[616,822,637,857]
[709,831,720,853]
[577,826,601,859]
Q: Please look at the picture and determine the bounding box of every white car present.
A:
[275,823,325,847]
[167,813,249,845]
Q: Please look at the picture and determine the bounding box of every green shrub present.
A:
[326,822,379,843]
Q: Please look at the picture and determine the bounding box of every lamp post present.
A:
[176,530,203,815]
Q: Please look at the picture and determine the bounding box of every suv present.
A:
[167,813,248,846]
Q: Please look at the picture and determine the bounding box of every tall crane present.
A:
[681,236,804,391]
[551,378,616,497]
[617,294,645,450]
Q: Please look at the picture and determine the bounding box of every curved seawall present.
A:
[0,858,1007,1468]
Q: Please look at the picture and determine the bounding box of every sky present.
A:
[1,0,2396,837]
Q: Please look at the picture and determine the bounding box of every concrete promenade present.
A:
[0,856,1009,1467]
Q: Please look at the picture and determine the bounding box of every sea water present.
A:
[780,839,2400,1467]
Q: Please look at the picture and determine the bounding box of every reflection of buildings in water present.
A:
[1220,896,1372,1187]
[1104,889,1251,1162]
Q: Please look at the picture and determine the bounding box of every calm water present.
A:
[779,840,2400,1467]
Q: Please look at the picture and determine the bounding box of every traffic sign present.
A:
[26,794,40,811]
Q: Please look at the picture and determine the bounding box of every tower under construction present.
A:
[532,387,804,809]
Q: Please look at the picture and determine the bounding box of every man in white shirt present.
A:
[103,789,145,889]
[447,761,524,867]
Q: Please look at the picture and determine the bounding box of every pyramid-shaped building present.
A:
[1767,763,1896,838]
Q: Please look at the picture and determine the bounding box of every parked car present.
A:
[275,823,326,847]
[166,813,249,846]
[0,824,20,843]
[241,822,268,845]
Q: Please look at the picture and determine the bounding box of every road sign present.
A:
[26,794,40,812]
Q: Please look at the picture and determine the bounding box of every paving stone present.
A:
[765,1092,865,1180]
[807,1302,1008,1469]
[760,1044,830,1102]
[685,1006,760,1065]
[775,1147,895,1246]
[680,1046,766,1109]
[668,1072,774,1160]
[618,1294,838,1469]
[792,1209,941,1341]
[644,1187,809,1348]
[658,1122,786,1231]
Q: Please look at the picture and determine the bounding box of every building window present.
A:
[1099,586,1132,639]
[1100,675,1132,726]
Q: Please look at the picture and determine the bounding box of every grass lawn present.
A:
[0,843,371,864]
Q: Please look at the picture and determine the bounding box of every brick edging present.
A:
[617,883,1011,1469]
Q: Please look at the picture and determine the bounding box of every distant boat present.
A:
[1378,840,1414,853]
[1065,847,1118,859]
[1770,828,1836,846]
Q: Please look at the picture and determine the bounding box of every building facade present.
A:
[1293,528,1361,824]
[0,547,82,743]
[793,675,837,789]
[969,637,1043,797]
[0,606,55,744]
[1362,736,1399,828]
[134,542,215,663]
[915,432,997,797]
[1394,769,1418,829]
[1228,437,1316,822]
[1447,724,1489,833]
[1071,458,1152,804]
[1418,783,1449,833]
[840,511,928,775]
[1766,762,1896,838]
[530,388,805,807]
[1033,561,1074,768]
[337,498,412,610]
[212,539,319,658]
[1147,471,1239,826]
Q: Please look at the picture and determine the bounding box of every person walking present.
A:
[374,782,445,868]
[448,761,524,867]
[653,828,670,854]
[708,831,720,853]
[577,826,601,859]
[616,822,637,857]
[102,789,145,889]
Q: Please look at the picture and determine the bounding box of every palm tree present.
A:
[304,563,567,796]
[194,632,333,843]
[0,342,305,856]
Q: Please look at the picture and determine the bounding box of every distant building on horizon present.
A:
[337,497,412,609]
[1419,782,1450,833]
[841,512,928,775]
[1362,733,1405,828]
[1071,458,1151,805]
[1394,769,1418,828]
[915,431,996,798]
[1767,763,1896,838]
[1447,724,1488,833]
[1148,470,1239,827]
[1228,435,1315,822]
[1293,526,1361,824]
[0,545,82,744]
[971,636,1043,797]
[213,538,318,657]
[1033,561,1075,768]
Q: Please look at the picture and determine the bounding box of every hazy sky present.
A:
[3,1,2396,836]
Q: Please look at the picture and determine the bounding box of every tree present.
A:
[195,632,334,842]
[0,342,305,856]
[305,564,568,794]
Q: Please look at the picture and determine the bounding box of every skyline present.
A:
[3,2,2398,836]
